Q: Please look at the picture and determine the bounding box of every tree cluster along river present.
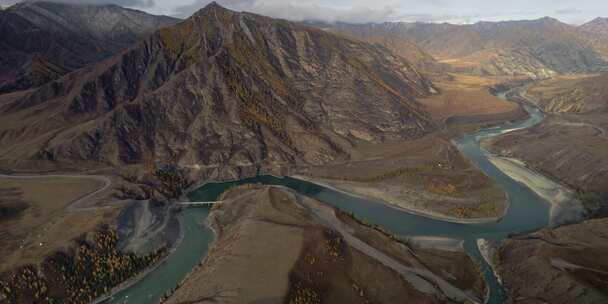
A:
[105,88,552,304]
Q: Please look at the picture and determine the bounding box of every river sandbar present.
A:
[488,155,585,226]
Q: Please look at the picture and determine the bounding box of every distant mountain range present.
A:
[315,17,608,78]
[0,1,178,93]
[306,21,445,77]
[0,2,435,170]
[581,17,608,33]
[579,17,608,60]
[527,74,608,113]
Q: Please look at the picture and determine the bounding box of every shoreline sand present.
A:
[487,156,586,226]
[291,175,503,225]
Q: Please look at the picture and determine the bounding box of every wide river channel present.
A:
[106,90,549,304]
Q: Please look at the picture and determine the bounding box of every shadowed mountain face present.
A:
[0,2,435,170]
[331,18,608,78]
[0,1,179,94]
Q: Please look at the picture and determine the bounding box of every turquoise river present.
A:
[105,91,550,304]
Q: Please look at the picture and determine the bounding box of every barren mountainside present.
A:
[581,17,608,34]
[309,22,444,75]
[0,1,179,93]
[0,2,436,172]
[579,17,608,60]
[363,18,608,77]
[526,74,608,113]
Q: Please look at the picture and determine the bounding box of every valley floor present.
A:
[2,2,608,303]
[479,76,608,303]
[483,113,608,215]
[483,75,608,215]
[0,175,118,273]
[165,185,485,304]
[3,73,607,304]
[294,74,527,221]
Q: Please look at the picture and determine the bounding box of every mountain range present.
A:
[0,2,436,171]
[2,1,608,172]
[1,3,608,304]
[319,17,608,78]
[308,21,444,76]
[0,1,178,93]
[581,17,608,34]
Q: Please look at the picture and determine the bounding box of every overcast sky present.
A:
[2,0,608,24]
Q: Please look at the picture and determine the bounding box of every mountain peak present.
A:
[589,17,608,23]
[205,1,222,9]
[581,17,608,33]
[2,5,435,167]
[196,1,231,15]
[539,16,564,24]
[0,0,178,93]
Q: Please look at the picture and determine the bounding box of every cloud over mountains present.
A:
[2,0,607,24]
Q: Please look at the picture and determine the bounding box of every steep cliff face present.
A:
[0,1,179,93]
[0,3,436,170]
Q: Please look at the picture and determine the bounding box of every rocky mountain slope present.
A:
[525,74,608,113]
[358,18,608,78]
[0,1,178,93]
[0,2,436,173]
[581,17,608,34]
[309,22,445,76]
[498,218,608,304]
[579,18,608,60]
[581,17,608,32]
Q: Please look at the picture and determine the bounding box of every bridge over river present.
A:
[104,86,582,304]
[178,201,224,207]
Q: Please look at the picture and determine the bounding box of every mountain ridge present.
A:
[0,2,436,173]
[0,1,179,93]
[581,17,608,33]
[305,21,445,76]
[314,17,608,78]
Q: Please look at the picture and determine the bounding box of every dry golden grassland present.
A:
[526,74,599,99]
[421,73,521,121]
[0,177,118,272]
[295,73,529,219]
